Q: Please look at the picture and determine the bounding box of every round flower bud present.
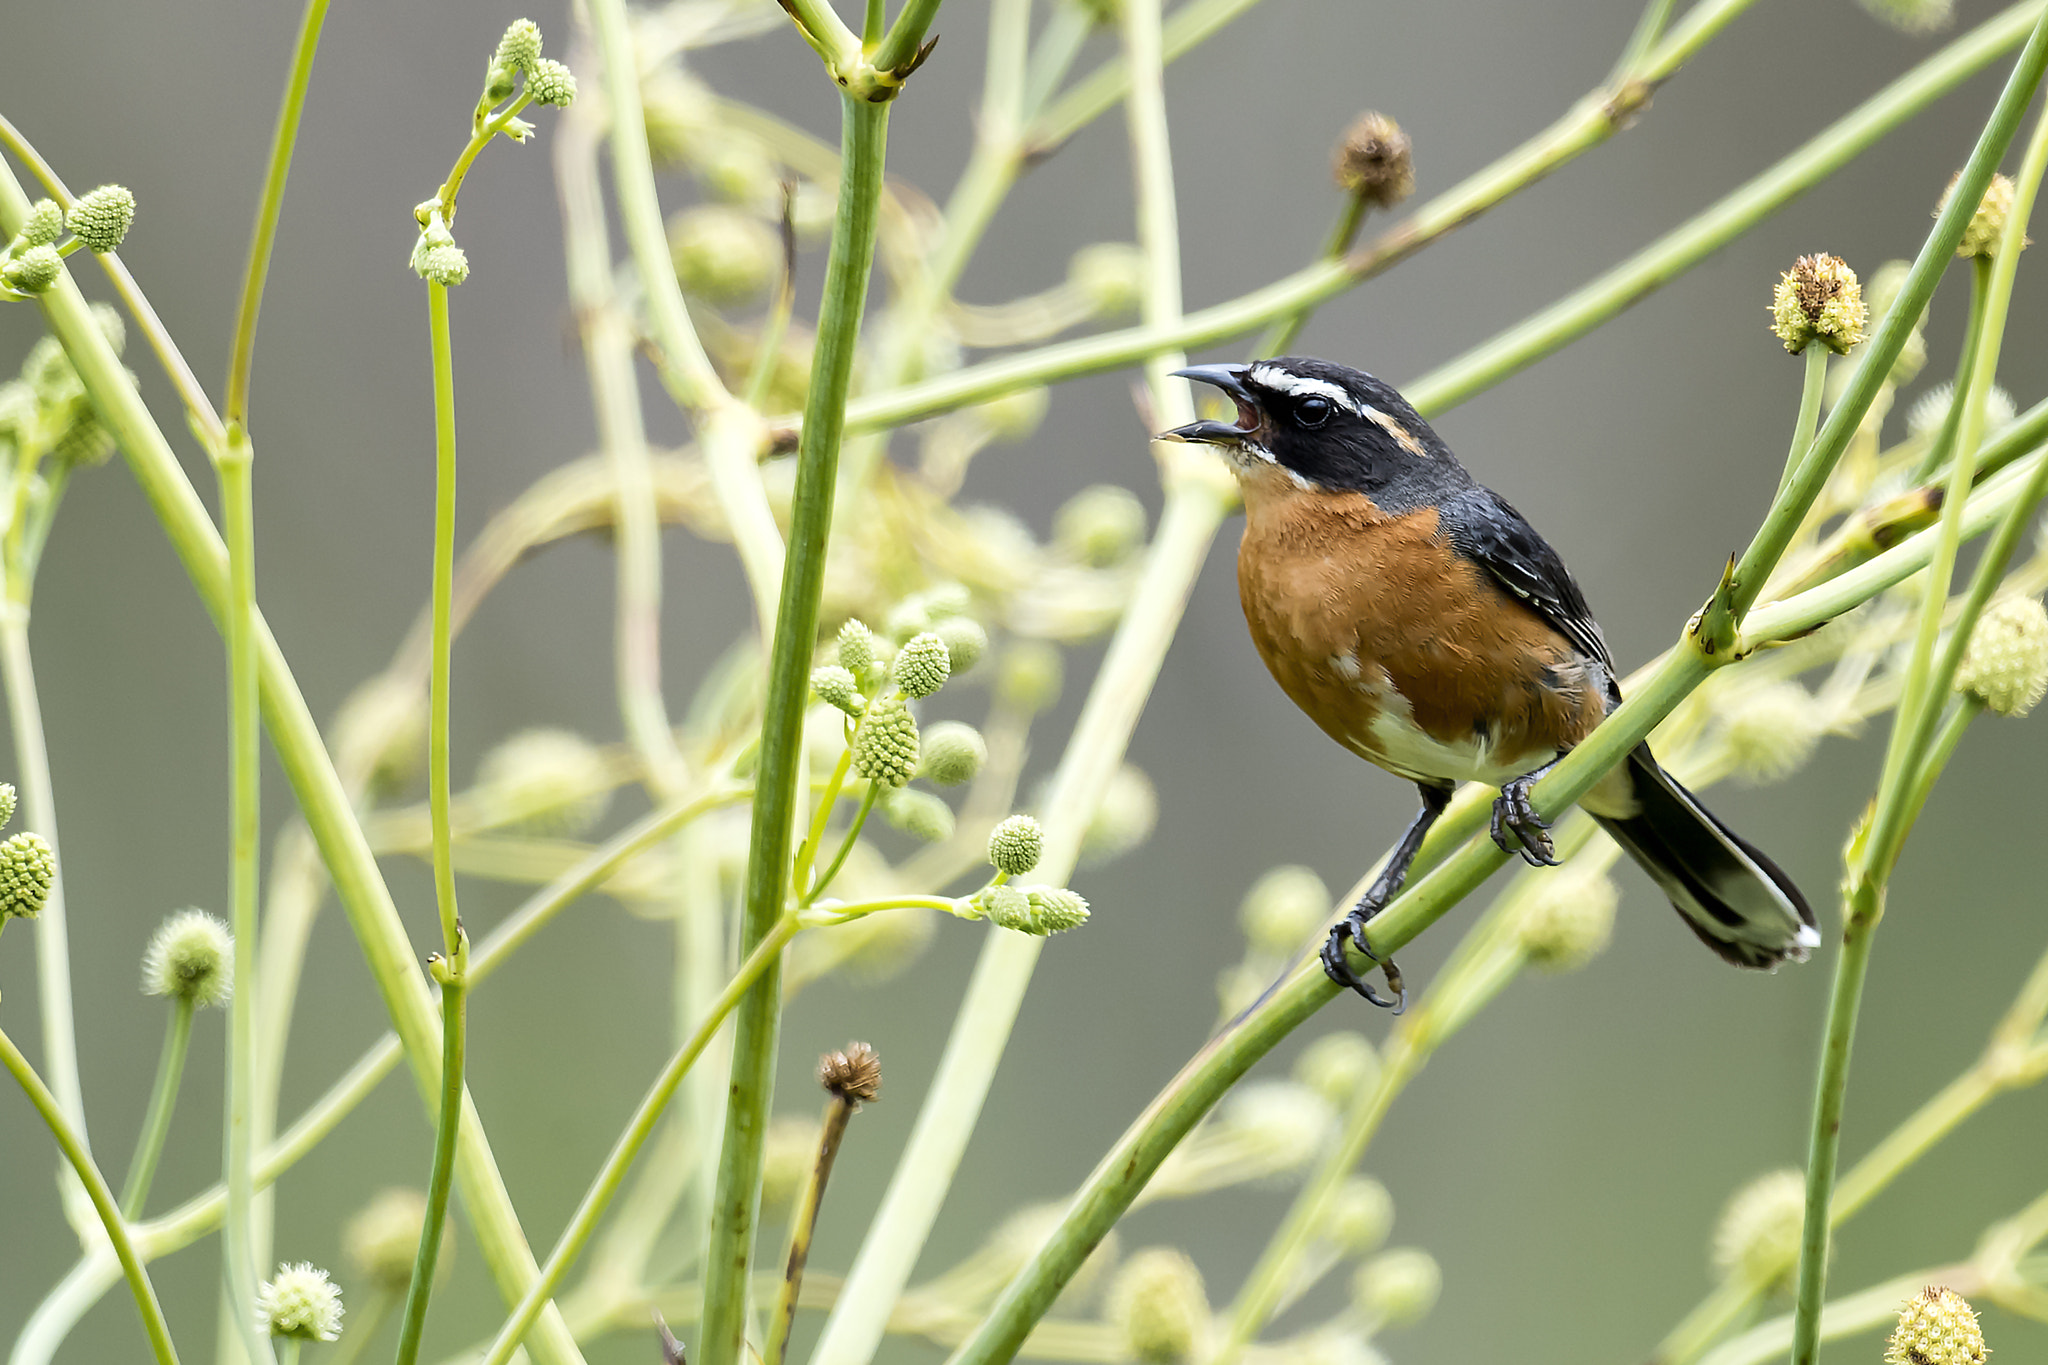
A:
[996,641,1063,712]
[933,616,988,676]
[882,788,954,843]
[476,727,612,835]
[527,58,577,107]
[1885,1286,1987,1365]
[1333,111,1414,209]
[16,199,64,249]
[1353,1247,1441,1327]
[1293,1030,1380,1106]
[852,697,919,788]
[1221,1081,1333,1169]
[494,18,543,74]
[1720,680,1825,783]
[1907,382,2016,442]
[1954,594,2048,717]
[1068,242,1145,317]
[66,186,136,254]
[970,882,1029,926]
[1239,865,1329,956]
[669,205,780,303]
[1939,171,2023,260]
[977,385,1049,442]
[0,782,15,828]
[1859,0,1954,34]
[344,1189,444,1293]
[2,245,63,295]
[987,813,1044,876]
[1514,862,1619,971]
[761,1116,822,1214]
[54,416,116,469]
[837,618,879,678]
[1771,253,1866,355]
[1323,1176,1394,1256]
[892,632,952,699]
[1082,764,1156,863]
[0,832,56,920]
[1021,885,1090,933]
[697,140,781,209]
[1107,1247,1208,1363]
[918,721,986,785]
[257,1262,344,1342]
[141,909,232,1007]
[1711,1168,1805,1287]
[1055,485,1148,567]
[811,664,864,715]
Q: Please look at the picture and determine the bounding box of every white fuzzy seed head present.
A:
[1107,1248,1208,1363]
[142,909,233,1007]
[1353,1247,1441,1326]
[257,1262,344,1341]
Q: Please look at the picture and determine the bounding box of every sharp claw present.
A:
[1320,913,1405,1009]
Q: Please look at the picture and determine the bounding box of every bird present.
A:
[1160,357,1818,1009]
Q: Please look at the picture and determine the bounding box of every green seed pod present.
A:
[53,415,116,469]
[852,697,919,788]
[0,831,56,919]
[1353,1247,1441,1326]
[65,185,136,253]
[417,242,470,287]
[882,788,954,844]
[810,664,864,715]
[527,58,577,107]
[256,1262,344,1342]
[997,641,1063,712]
[971,882,1030,927]
[15,199,64,249]
[2,245,63,295]
[1082,764,1156,863]
[892,632,952,699]
[1238,865,1330,956]
[345,1189,439,1293]
[669,205,780,303]
[1711,1168,1805,1288]
[933,616,988,675]
[141,908,232,1007]
[1323,1176,1394,1256]
[1885,1286,1987,1365]
[918,721,986,786]
[1107,1248,1208,1363]
[1954,595,2048,717]
[987,814,1044,876]
[1055,484,1148,567]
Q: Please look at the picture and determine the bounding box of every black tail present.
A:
[1591,746,1818,969]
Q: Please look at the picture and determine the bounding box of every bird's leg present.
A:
[1322,781,1454,1012]
[1490,757,1561,867]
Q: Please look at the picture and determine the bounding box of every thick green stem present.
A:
[478,916,800,1365]
[121,998,195,1220]
[0,1026,182,1365]
[698,92,892,1365]
[224,0,331,429]
[1912,256,1994,482]
[393,965,467,1365]
[216,438,275,1365]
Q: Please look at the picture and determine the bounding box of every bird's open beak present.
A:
[1159,363,1261,444]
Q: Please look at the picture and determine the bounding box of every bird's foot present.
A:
[1320,895,1406,1012]
[1490,773,1557,866]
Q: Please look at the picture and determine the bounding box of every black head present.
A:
[1160,357,1466,509]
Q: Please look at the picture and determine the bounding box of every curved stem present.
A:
[224,0,332,430]
[805,782,878,904]
[477,915,801,1365]
[0,1025,182,1365]
[120,998,195,1220]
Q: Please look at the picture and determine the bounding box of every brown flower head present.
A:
[1333,112,1414,210]
[819,1041,882,1104]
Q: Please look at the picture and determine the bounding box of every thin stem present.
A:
[806,783,879,903]
[392,964,467,1365]
[1912,256,1994,482]
[872,0,945,78]
[699,91,893,1365]
[1777,345,1829,500]
[217,435,275,1365]
[0,1025,182,1365]
[764,1096,857,1365]
[120,998,196,1219]
[224,0,331,430]
[477,916,802,1365]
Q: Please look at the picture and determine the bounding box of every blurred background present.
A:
[2,0,2045,1361]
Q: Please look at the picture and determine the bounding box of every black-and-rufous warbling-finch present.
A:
[1161,357,1817,1008]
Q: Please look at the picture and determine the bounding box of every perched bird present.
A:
[1162,358,1817,1008]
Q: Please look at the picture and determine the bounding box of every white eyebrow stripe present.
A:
[1248,365,1361,415]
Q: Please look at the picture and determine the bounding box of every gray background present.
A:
[2,0,2045,1362]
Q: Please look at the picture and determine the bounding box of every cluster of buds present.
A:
[1770,253,1867,355]
[1954,594,2048,717]
[0,302,130,472]
[1,186,134,299]
[0,781,55,929]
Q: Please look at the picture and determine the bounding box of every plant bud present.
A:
[918,721,986,786]
[1515,862,1619,971]
[256,1263,344,1342]
[1954,594,2048,717]
[1711,1168,1805,1288]
[527,57,577,108]
[15,199,64,248]
[344,1189,444,1293]
[1292,1030,1380,1105]
[141,908,232,1007]
[996,641,1063,712]
[892,631,952,699]
[1081,764,1156,863]
[1,245,62,294]
[987,814,1044,876]
[881,787,954,843]
[1323,1176,1394,1256]
[1054,484,1148,567]
[66,185,135,253]
[0,831,55,920]
[837,618,879,678]
[852,697,919,787]
[1332,111,1414,209]
[977,385,1048,442]
[493,18,543,74]
[669,205,780,303]
[1906,382,2016,441]
[1721,680,1824,783]
[1352,1247,1441,1326]
[1770,253,1866,355]
[811,665,864,715]
[1238,865,1329,956]
[1885,1286,1987,1365]
[933,616,988,675]
[1068,242,1145,317]
[475,727,612,835]
[1938,171,2023,259]
[1107,1248,1208,1363]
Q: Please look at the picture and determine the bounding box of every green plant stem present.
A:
[392,962,467,1365]
[1700,1263,1985,1365]
[224,0,330,430]
[873,0,944,75]
[477,915,801,1365]
[216,435,276,1365]
[1913,256,1994,482]
[806,783,879,903]
[1778,346,1830,500]
[120,998,195,1220]
[1028,0,1277,155]
[1788,99,2048,1365]
[0,1025,181,1365]
[764,1094,857,1365]
[699,88,893,1365]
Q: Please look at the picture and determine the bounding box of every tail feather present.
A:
[1592,746,1818,969]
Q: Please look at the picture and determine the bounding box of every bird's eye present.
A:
[1296,396,1332,427]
